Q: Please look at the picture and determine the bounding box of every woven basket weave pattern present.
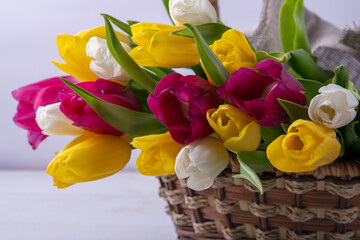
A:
[159,156,360,240]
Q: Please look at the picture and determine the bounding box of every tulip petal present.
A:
[187,173,214,191]
[257,83,307,126]
[133,132,183,176]
[224,68,275,102]
[207,105,261,153]
[169,0,218,26]
[47,132,131,188]
[35,103,85,136]
[136,152,166,176]
[129,45,158,67]
[149,29,200,68]
[12,76,78,149]
[60,79,142,135]
[219,59,306,127]
[130,23,199,68]
[305,137,341,167]
[208,29,257,81]
[224,121,261,152]
[309,84,358,128]
[148,73,221,144]
[175,147,191,179]
[255,59,305,91]
[221,29,255,62]
[175,137,229,190]
[267,119,341,173]
[153,73,184,95]
[267,135,318,172]
[53,26,128,82]
[76,26,129,45]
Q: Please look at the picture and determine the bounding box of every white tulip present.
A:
[36,103,85,136]
[175,137,229,191]
[169,0,218,26]
[308,84,358,128]
[86,37,131,82]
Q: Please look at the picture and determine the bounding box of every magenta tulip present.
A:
[12,76,77,149]
[218,59,307,127]
[59,79,142,135]
[148,73,222,144]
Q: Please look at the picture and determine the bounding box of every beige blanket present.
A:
[244,0,360,88]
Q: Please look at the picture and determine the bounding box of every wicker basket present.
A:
[157,0,360,239]
[158,154,360,240]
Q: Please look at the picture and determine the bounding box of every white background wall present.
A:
[1,0,359,170]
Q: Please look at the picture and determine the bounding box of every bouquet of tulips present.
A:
[12,0,360,193]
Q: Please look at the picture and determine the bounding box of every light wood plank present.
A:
[0,170,177,240]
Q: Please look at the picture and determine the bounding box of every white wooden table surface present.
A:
[0,170,177,240]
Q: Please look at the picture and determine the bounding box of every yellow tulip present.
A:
[52,26,129,82]
[205,29,257,86]
[133,132,184,176]
[47,132,131,188]
[129,22,200,68]
[267,119,341,172]
[207,105,261,153]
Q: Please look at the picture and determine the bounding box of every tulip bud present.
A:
[267,120,340,172]
[207,105,261,153]
[130,23,200,68]
[175,137,229,191]
[169,0,217,26]
[59,79,142,136]
[133,132,184,176]
[47,132,131,188]
[35,103,85,136]
[148,73,222,144]
[86,37,131,82]
[308,84,358,128]
[218,59,307,127]
[52,26,129,82]
[12,76,78,149]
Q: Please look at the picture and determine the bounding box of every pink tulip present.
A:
[148,73,222,144]
[218,59,307,127]
[12,76,77,149]
[59,79,142,135]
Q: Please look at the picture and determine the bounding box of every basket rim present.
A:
[228,153,360,180]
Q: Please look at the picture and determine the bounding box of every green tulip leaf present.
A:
[145,67,175,79]
[279,0,296,52]
[255,51,291,63]
[125,80,151,112]
[345,121,359,149]
[103,16,157,93]
[60,78,166,135]
[127,20,139,26]
[298,78,324,105]
[184,24,229,86]
[260,125,284,147]
[333,65,349,89]
[237,151,273,173]
[162,0,175,25]
[334,129,346,158]
[348,81,360,101]
[278,98,310,121]
[288,49,331,82]
[142,69,162,82]
[233,156,264,194]
[280,0,311,55]
[101,14,132,36]
[172,23,231,45]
